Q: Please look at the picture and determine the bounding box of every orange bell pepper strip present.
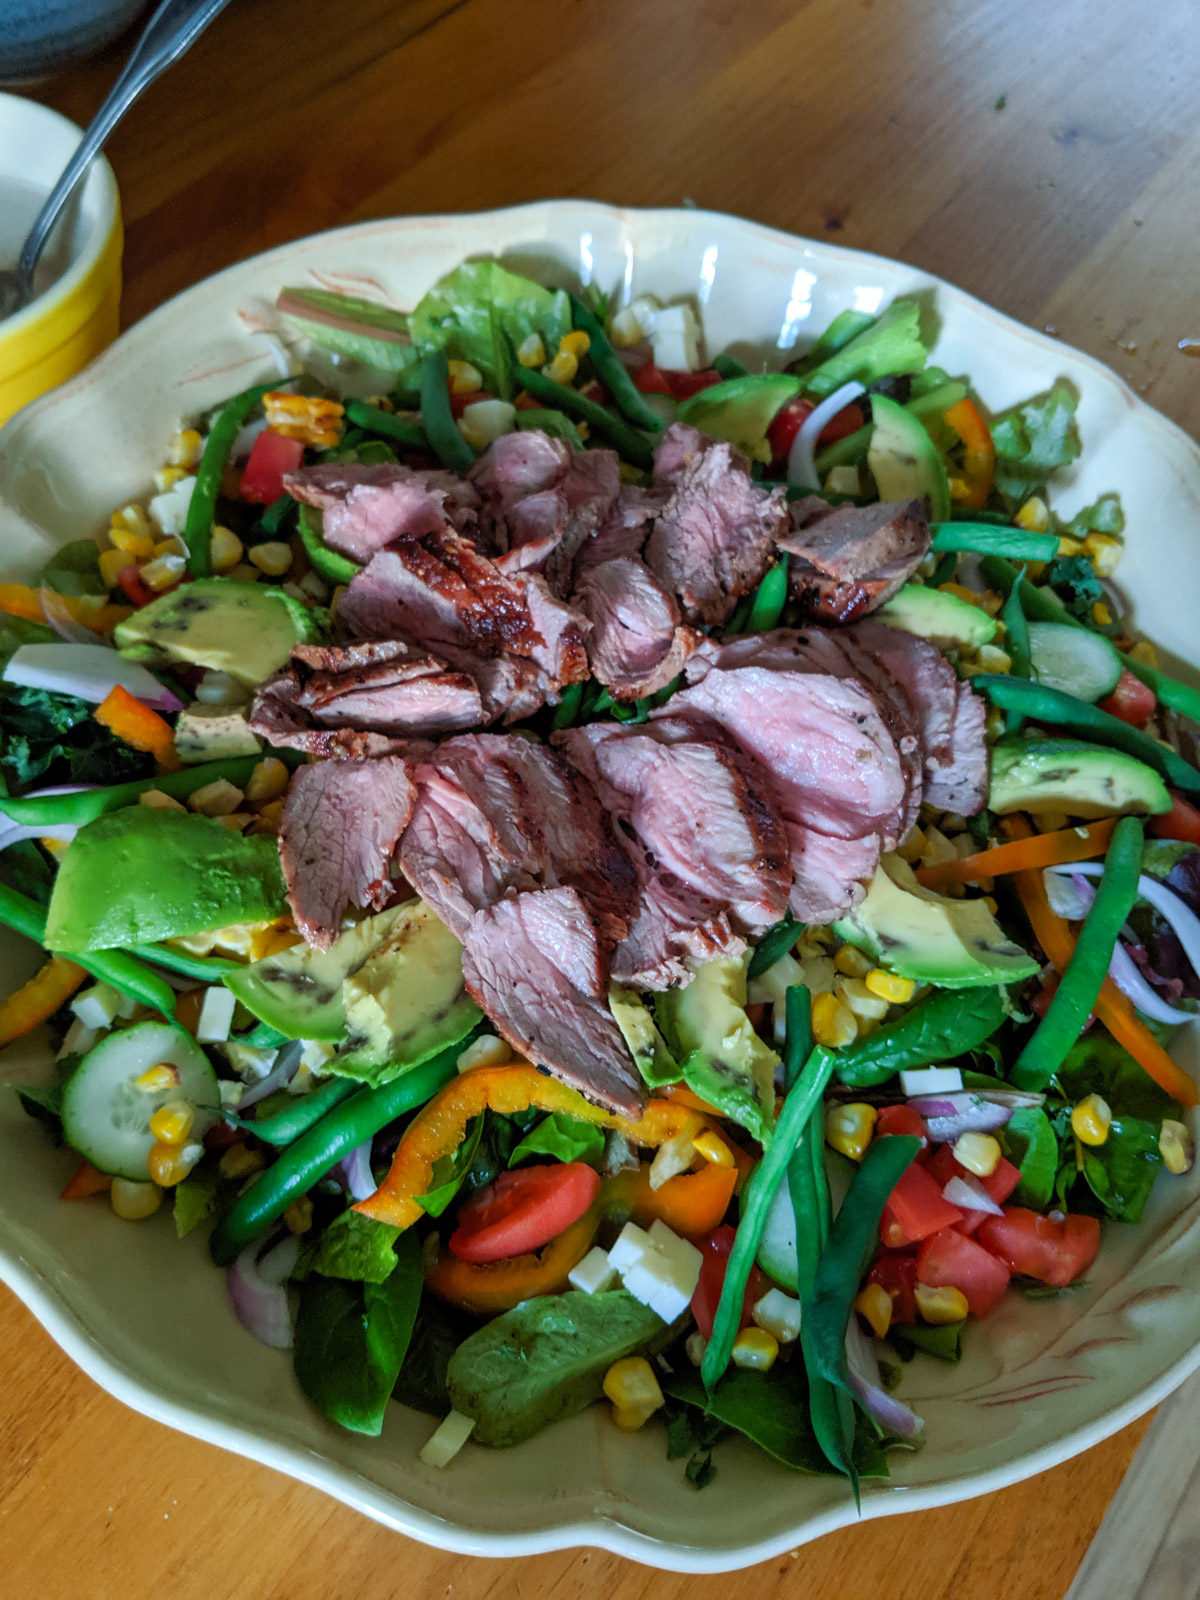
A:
[603,1160,737,1238]
[944,396,995,510]
[425,1203,602,1316]
[61,1160,112,1200]
[916,818,1118,891]
[0,954,87,1050]
[93,684,179,770]
[1007,817,1198,1106]
[0,583,51,624]
[355,1063,706,1230]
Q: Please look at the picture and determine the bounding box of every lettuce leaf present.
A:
[991,382,1081,503]
[0,683,153,792]
[308,1208,402,1283]
[409,260,571,395]
[509,1112,606,1169]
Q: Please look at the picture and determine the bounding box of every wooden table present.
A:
[7,0,1197,1592]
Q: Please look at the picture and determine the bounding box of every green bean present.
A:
[185,381,279,577]
[1012,816,1145,1090]
[745,561,789,634]
[0,882,176,1015]
[722,593,755,638]
[712,353,748,380]
[419,350,476,473]
[973,675,1200,794]
[569,294,665,434]
[344,399,429,451]
[129,943,241,979]
[0,753,297,830]
[208,1045,460,1266]
[747,913,802,981]
[930,523,1058,562]
[783,984,812,1094]
[814,427,871,476]
[834,987,1006,1088]
[701,1044,836,1392]
[1001,568,1032,735]
[236,1075,358,1146]
[516,366,656,470]
[259,494,295,535]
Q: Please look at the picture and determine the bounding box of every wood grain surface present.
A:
[6,0,1197,1593]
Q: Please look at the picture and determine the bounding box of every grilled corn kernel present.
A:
[188,778,245,816]
[261,928,303,958]
[148,1099,195,1145]
[693,1130,735,1167]
[834,945,873,979]
[545,349,579,385]
[603,1356,663,1415]
[559,330,591,361]
[245,756,289,805]
[109,522,156,558]
[1128,639,1158,669]
[1071,1093,1113,1147]
[825,1101,877,1162]
[216,811,253,832]
[141,554,186,592]
[938,581,987,610]
[985,706,1005,741]
[254,798,286,831]
[98,546,130,588]
[114,503,154,540]
[168,427,204,467]
[219,1144,266,1181]
[516,333,546,367]
[227,563,262,582]
[608,307,643,347]
[864,968,917,1004]
[974,644,1012,674]
[854,1281,893,1338]
[1057,535,1085,557]
[134,1062,181,1093]
[248,540,293,576]
[914,1283,969,1324]
[812,991,858,1049]
[1160,1118,1195,1175]
[1084,533,1122,576]
[262,392,344,448]
[110,1177,163,1220]
[731,1326,779,1372]
[1093,600,1113,627]
[446,359,483,395]
[611,1404,656,1432]
[896,824,927,864]
[1014,495,1050,532]
[836,976,889,1022]
[210,525,244,572]
[920,825,959,869]
[147,1139,203,1187]
[154,464,188,493]
[952,1130,1002,1177]
[284,1196,314,1234]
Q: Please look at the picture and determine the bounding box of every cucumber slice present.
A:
[755,1148,855,1290]
[61,1021,221,1181]
[1027,621,1122,702]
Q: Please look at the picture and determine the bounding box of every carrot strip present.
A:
[94,684,177,764]
[0,954,87,1049]
[915,817,1118,890]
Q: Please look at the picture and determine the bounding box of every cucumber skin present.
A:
[1027,622,1122,702]
[756,1181,800,1291]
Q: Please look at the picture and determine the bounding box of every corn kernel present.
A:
[1084,533,1122,577]
[825,1101,877,1161]
[983,895,999,914]
[834,945,873,978]
[685,1330,707,1366]
[920,825,959,869]
[1071,1093,1112,1147]
[985,707,1005,741]
[812,991,858,1048]
[1093,600,1113,627]
[98,547,129,588]
[1014,496,1050,533]
[545,349,579,385]
[210,525,244,572]
[110,1177,163,1220]
[169,428,204,467]
[608,307,644,348]
[141,554,185,591]
[516,333,546,367]
[154,464,189,493]
[114,503,154,540]
[1160,1118,1194,1175]
[603,1355,663,1415]
[693,1130,735,1167]
[148,1099,195,1145]
[245,756,289,806]
[248,540,293,576]
[262,928,303,958]
[262,393,344,449]
[895,824,927,864]
[938,581,988,611]
[953,1130,1002,1177]
[854,1281,893,1338]
[219,1143,266,1181]
[284,1196,314,1234]
[136,788,186,815]
[974,644,1012,674]
[1032,810,1071,835]
[227,563,262,583]
[731,1326,779,1372]
[914,1283,969,1324]
[446,360,483,395]
[1128,639,1158,669]
[611,1404,656,1432]
[837,976,889,1022]
[134,1062,181,1093]
[254,798,286,831]
[1057,535,1085,557]
[559,330,591,361]
[147,1139,203,1187]
[825,464,861,497]
[216,812,254,832]
[109,522,157,558]
[864,968,917,1004]
[188,778,245,816]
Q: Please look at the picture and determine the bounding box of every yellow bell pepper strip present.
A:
[1006,817,1198,1106]
[93,684,179,770]
[0,954,86,1049]
[944,396,995,509]
[354,1064,706,1230]
[603,1160,738,1238]
[0,583,129,633]
[915,817,1118,891]
[60,1160,112,1200]
[425,1203,602,1316]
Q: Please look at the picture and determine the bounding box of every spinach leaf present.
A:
[414,1115,485,1216]
[174,1165,219,1238]
[1057,1031,1183,1124]
[509,1112,606,1169]
[309,1208,401,1282]
[0,683,153,792]
[409,261,571,393]
[990,382,1081,504]
[393,1299,475,1417]
[293,1228,422,1435]
[835,986,1007,1088]
[13,1080,64,1142]
[0,617,55,669]
[1081,1115,1163,1223]
[1002,1106,1061,1209]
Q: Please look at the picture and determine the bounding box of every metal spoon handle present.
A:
[15,0,233,298]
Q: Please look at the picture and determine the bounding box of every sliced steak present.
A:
[778,499,930,623]
[573,557,702,700]
[285,462,478,560]
[279,757,415,948]
[517,573,590,686]
[573,485,669,578]
[785,823,880,923]
[461,887,642,1113]
[609,848,744,991]
[468,430,571,514]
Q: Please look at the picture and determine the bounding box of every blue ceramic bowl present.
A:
[0,0,147,85]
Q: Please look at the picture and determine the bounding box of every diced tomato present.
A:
[691,1224,768,1339]
[868,1250,918,1324]
[767,396,815,465]
[880,1161,964,1248]
[448,1162,600,1264]
[240,429,304,504]
[1098,668,1156,730]
[1149,791,1200,847]
[664,369,722,401]
[818,400,866,443]
[875,1104,929,1144]
[975,1206,1101,1288]
[448,388,494,419]
[917,1226,1011,1319]
[514,391,544,411]
[115,564,160,608]
[578,380,611,407]
[924,1143,1021,1233]
[633,361,673,396]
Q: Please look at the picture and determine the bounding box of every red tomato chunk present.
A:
[917,1226,1011,1319]
[692,1224,768,1339]
[976,1207,1101,1288]
[876,1105,929,1144]
[241,429,304,504]
[924,1144,1020,1234]
[448,1162,600,1264]
[880,1161,963,1248]
[868,1250,918,1324]
[1098,668,1156,730]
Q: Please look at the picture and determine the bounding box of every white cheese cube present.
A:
[58,1018,97,1059]
[619,1225,703,1325]
[419,1410,475,1468]
[70,983,122,1031]
[567,1246,618,1295]
[607,1221,654,1275]
[221,1040,279,1081]
[752,1287,802,1343]
[219,1079,245,1109]
[648,1219,703,1280]
[650,303,701,373]
[629,295,662,337]
[899,1066,964,1097]
[148,474,197,536]
[196,986,237,1043]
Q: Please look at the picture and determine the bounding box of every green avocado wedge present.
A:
[114,577,328,687]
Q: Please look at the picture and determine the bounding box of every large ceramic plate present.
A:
[2,203,1199,1572]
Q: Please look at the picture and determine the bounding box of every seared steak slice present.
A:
[284,462,478,560]
[461,887,642,1114]
[279,757,415,948]
[573,485,669,578]
[468,430,571,514]
[785,823,880,923]
[609,845,744,991]
[778,499,930,623]
[573,557,701,700]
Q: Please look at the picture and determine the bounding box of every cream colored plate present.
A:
[2,202,1199,1572]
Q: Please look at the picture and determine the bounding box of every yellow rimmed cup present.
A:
[0,93,122,428]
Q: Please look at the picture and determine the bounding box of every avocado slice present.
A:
[114,578,328,688]
[297,504,361,586]
[989,738,1172,818]
[336,900,480,1084]
[833,854,1038,988]
[676,373,801,458]
[44,805,287,953]
[609,986,678,1087]
[223,905,407,1041]
[867,394,952,522]
[878,582,997,649]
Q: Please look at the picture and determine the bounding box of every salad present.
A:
[2,255,1199,1493]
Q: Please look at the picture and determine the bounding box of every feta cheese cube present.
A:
[752,1287,802,1344]
[650,303,702,373]
[899,1066,964,1097]
[607,1221,654,1276]
[567,1246,618,1295]
[148,474,197,536]
[219,1079,245,1109]
[221,1040,279,1081]
[195,986,237,1043]
[616,1220,702,1325]
[419,1409,475,1468]
[648,1219,703,1279]
[70,983,122,1031]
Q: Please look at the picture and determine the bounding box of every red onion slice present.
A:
[237,1040,303,1109]
[845,1317,924,1442]
[39,587,105,645]
[908,1092,1012,1141]
[338,1138,376,1202]
[3,642,183,712]
[1109,939,1195,1025]
[787,379,867,490]
[942,1174,1004,1216]
[226,1236,298,1349]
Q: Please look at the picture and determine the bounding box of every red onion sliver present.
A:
[844,1317,924,1442]
[942,1174,1004,1216]
[339,1138,376,1202]
[1060,862,1200,990]
[3,642,183,711]
[237,1040,303,1109]
[226,1239,296,1349]
[39,587,105,645]
[787,379,867,490]
[910,1093,1012,1142]
[1109,939,1195,1025]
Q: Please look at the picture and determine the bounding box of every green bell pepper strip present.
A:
[0,753,300,830]
[516,366,656,470]
[208,1044,461,1266]
[419,350,476,473]
[701,1043,837,1392]
[1012,815,1145,1090]
[231,1075,358,1147]
[746,912,802,981]
[568,294,665,434]
[745,561,789,634]
[343,399,429,451]
[834,986,1007,1088]
[972,675,1200,795]
[129,943,241,980]
[185,380,280,578]
[929,523,1058,562]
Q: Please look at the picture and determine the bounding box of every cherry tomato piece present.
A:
[448,1162,600,1264]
